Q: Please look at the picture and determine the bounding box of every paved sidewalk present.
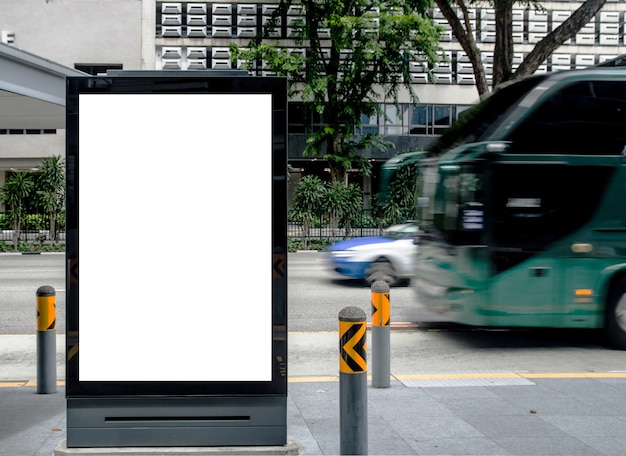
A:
[3,333,626,455]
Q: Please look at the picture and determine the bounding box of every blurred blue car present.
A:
[326,222,419,286]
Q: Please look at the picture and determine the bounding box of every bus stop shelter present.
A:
[0,41,86,130]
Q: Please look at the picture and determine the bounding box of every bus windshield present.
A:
[429,75,546,155]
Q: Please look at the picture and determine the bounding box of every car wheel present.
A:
[365,260,397,286]
[604,278,626,349]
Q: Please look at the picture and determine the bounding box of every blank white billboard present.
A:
[77,93,273,382]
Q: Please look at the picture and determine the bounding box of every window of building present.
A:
[359,112,379,134]
[288,102,307,134]
[382,104,408,135]
[433,105,455,134]
[409,105,429,134]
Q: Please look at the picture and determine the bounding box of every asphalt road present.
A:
[288,251,448,331]
[0,251,440,335]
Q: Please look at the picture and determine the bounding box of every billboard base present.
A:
[66,396,287,448]
[55,439,300,455]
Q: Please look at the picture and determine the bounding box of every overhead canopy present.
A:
[0,42,87,129]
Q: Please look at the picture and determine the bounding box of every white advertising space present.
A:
[77,93,273,382]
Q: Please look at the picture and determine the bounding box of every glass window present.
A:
[418,164,484,245]
[507,80,626,155]
[383,104,408,135]
[359,112,379,134]
[488,162,614,273]
[410,105,429,134]
[288,102,307,134]
[433,105,453,134]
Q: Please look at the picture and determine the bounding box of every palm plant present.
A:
[290,175,326,249]
[337,183,362,239]
[325,181,345,242]
[35,156,65,244]
[0,172,34,250]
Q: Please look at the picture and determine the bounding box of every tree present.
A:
[35,155,65,245]
[231,0,443,183]
[0,172,34,251]
[336,182,362,239]
[326,181,363,241]
[435,0,607,96]
[325,181,345,241]
[290,175,327,249]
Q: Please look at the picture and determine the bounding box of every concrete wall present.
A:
[0,0,143,70]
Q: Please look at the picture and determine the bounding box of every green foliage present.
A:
[0,171,35,251]
[0,156,66,250]
[34,155,65,244]
[290,175,370,247]
[326,181,362,240]
[290,175,327,248]
[288,238,332,252]
[373,156,418,225]
[231,0,443,182]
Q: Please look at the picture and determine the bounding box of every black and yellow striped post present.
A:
[371,280,390,388]
[339,306,367,455]
[36,285,56,394]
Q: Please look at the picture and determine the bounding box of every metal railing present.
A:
[0,230,66,244]
[288,209,388,242]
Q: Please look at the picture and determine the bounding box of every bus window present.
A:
[490,162,615,272]
[507,80,626,155]
[419,164,484,245]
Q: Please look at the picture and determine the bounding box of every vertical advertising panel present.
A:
[65,74,287,447]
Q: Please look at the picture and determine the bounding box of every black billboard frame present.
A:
[65,73,288,447]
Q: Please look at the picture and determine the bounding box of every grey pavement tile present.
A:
[434,397,529,417]
[369,386,456,418]
[287,422,324,456]
[303,419,340,455]
[287,396,323,455]
[594,378,626,387]
[507,397,605,417]
[0,386,66,454]
[407,437,507,455]
[383,415,484,440]
[532,378,626,415]
[488,383,571,402]
[368,437,417,455]
[541,415,626,438]
[462,414,571,439]
[492,437,603,456]
[577,436,626,456]
[489,386,606,416]
[423,386,503,401]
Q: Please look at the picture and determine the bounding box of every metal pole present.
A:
[371,280,390,388]
[36,285,56,394]
[339,306,368,455]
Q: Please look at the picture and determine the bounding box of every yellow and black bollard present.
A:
[371,280,390,388]
[36,285,56,394]
[339,306,367,455]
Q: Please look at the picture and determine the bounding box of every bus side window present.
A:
[491,164,614,254]
[507,80,626,155]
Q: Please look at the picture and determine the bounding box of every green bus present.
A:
[402,58,626,348]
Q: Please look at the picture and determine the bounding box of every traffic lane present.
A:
[288,251,446,331]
